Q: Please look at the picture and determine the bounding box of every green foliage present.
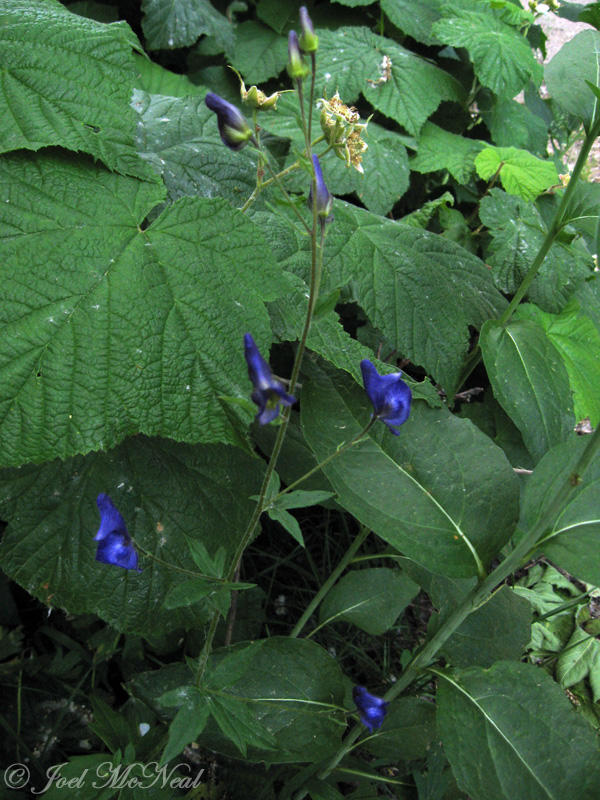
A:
[475,146,559,201]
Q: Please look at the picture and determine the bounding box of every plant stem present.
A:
[290,424,600,794]
[289,525,371,638]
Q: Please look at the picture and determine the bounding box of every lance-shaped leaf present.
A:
[301,362,519,578]
[0,436,263,635]
[437,662,600,800]
[0,0,153,179]
[0,151,291,466]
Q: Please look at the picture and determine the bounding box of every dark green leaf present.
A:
[141,0,233,51]
[161,695,210,764]
[545,30,600,131]
[226,21,288,84]
[411,122,485,183]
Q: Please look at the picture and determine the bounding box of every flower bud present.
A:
[230,67,282,111]
[205,92,253,151]
[287,30,310,80]
[308,155,333,223]
[299,6,318,53]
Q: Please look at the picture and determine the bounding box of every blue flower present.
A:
[205,92,253,151]
[287,30,310,80]
[360,359,412,435]
[95,494,141,572]
[299,6,318,53]
[308,155,333,223]
[244,333,296,425]
[353,686,389,733]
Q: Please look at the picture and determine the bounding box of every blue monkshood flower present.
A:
[353,686,389,733]
[360,359,412,435]
[299,6,318,52]
[205,92,254,151]
[95,493,141,572]
[308,155,333,223]
[287,30,310,80]
[244,333,296,425]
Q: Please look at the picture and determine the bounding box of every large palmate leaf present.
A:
[437,662,600,800]
[0,151,291,466]
[546,30,600,131]
[380,0,442,45]
[316,27,463,135]
[475,147,558,202]
[301,362,519,578]
[480,319,575,463]
[141,0,233,51]
[0,0,153,180]
[411,122,485,183]
[518,435,600,586]
[133,90,258,204]
[433,5,542,97]
[0,436,263,635]
[226,21,288,84]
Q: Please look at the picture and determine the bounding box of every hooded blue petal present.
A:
[360,359,412,435]
[308,155,333,222]
[95,494,141,572]
[353,686,389,733]
[205,92,252,151]
[244,333,296,425]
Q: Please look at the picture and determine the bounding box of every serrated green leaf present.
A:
[480,96,548,156]
[380,0,442,45]
[141,0,233,51]
[518,436,600,586]
[480,318,574,463]
[433,6,542,97]
[161,696,210,765]
[132,54,206,96]
[302,362,519,578]
[546,30,600,131]
[0,151,292,465]
[516,302,600,426]
[133,90,258,204]
[226,21,288,84]
[267,506,305,547]
[0,437,263,635]
[411,122,485,183]
[437,662,600,800]
[0,0,153,179]
[319,568,419,635]
[475,146,558,201]
[557,622,600,689]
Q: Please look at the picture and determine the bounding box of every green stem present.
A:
[308,53,316,150]
[289,424,600,793]
[259,151,312,235]
[289,525,371,638]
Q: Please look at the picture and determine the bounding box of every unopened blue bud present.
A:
[205,92,253,151]
[95,494,141,572]
[299,6,318,52]
[308,155,333,223]
[360,359,412,435]
[353,686,389,733]
[287,30,310,80]
[244,333,296,424]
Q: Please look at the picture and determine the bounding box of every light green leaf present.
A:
[133,90,258,204]
[319,568,419,635]
[0,437,263,635]
[556,620,600,690]
[302,362,519,578]
[0,151,291,465]
[480,318,574,462]
[411,122,485,183]
[226,21,288,84]
[316,27,463,135]
[268,507,305,547]
[475,146,559,201]
[546,30,600,131]
[380,0,442,45]
[516,302,600,426]
[141,0,233,51]
[433,6,542,97]
[518,436,600,586]
[437,662,600,800]
[0,0,153,179]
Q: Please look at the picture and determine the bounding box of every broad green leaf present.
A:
[0,437,263,635]
[161,695,210,765]
[437,662,600,800]
[556,619,600,690]
[366,697,436,761]
[0,151,291,465]
[380,0,442,45]
[516,302,600,426]
[432,6,542,97]
[576,273,600,334]
[207,640,262,690]
[411,122,485,183]
[546,30,600,131]
[257,0,298,33]
[226,21,288,84]
[475,146,559,201]
[0,0,153,180]
[207,694,276,757]
[141,0,233,51]
[195,638,346,763]
[518,436,600,586]
[302,362,519,578]
[480,319,574,462]
[133,90,258,204]
[319,568,419,635]
[402,192,454,229]
[480,96,548,156]
[480,189,593,312]
[316,27,463,135]
[132,54,206,96]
